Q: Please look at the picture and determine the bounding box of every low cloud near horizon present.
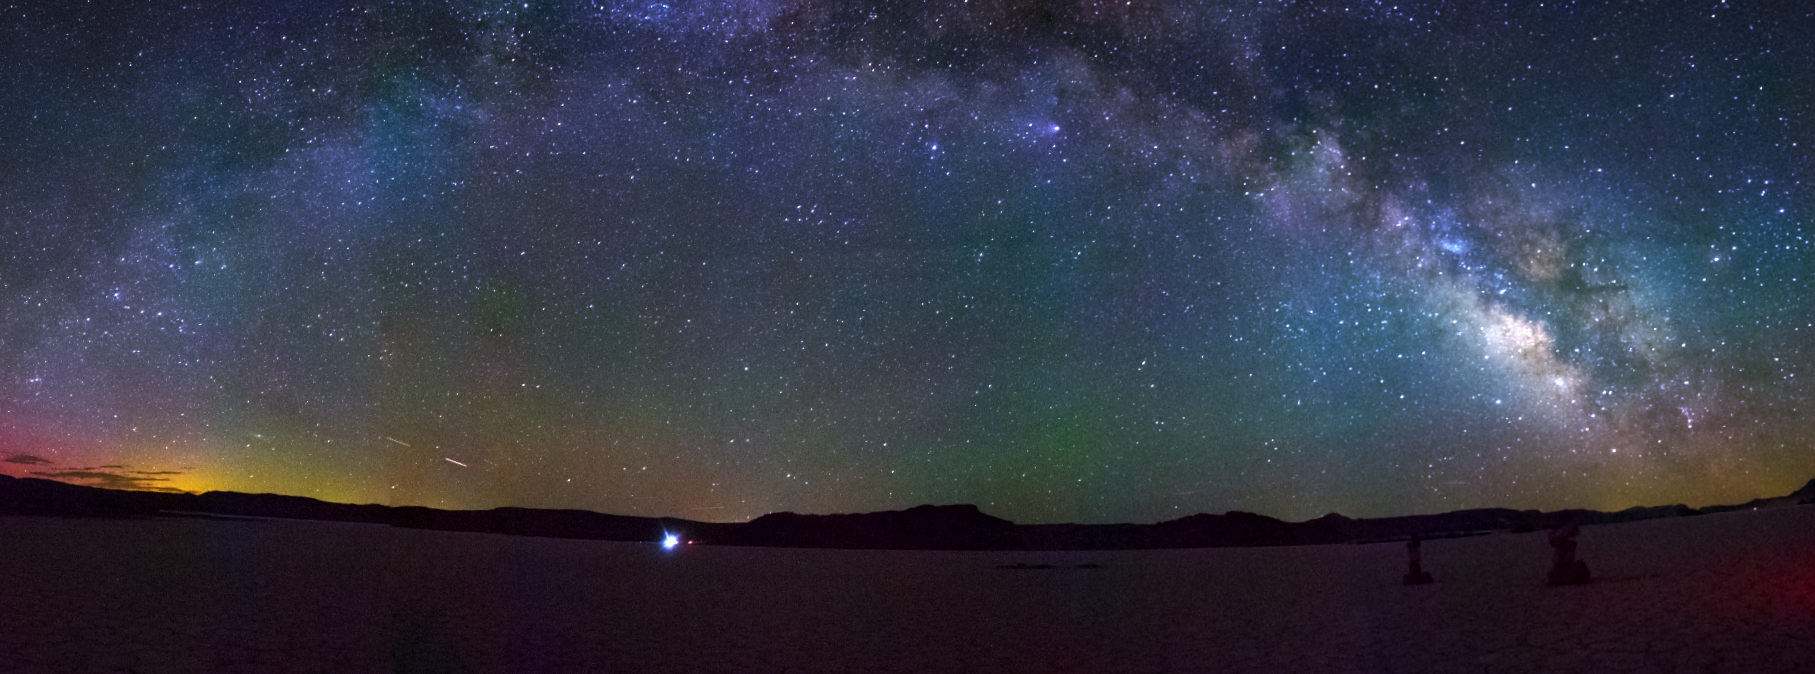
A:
[3,454,53,465]
[27,470,190,493]
[7,454,192,494]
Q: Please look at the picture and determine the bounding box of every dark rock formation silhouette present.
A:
[1402,534,1434,585]
[1546,511,1592,586]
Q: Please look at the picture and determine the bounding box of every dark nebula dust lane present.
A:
[1,0,1810,523]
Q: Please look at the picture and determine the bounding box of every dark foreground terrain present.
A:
[2,506,1813,673]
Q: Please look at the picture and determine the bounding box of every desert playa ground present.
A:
[2,507,1812,674]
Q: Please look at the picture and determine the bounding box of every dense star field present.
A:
[1,0,1810,524]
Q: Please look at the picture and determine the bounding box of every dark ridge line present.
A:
[2,474,1810,551]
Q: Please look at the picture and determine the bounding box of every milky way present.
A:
[2,0,1810,523]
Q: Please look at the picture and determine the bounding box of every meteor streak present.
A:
[445,458,468,467]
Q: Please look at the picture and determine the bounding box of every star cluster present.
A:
[2,0,1810,523]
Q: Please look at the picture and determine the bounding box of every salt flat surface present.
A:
[2,507,1813,673]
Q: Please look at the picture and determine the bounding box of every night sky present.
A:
[2,0,1811,524]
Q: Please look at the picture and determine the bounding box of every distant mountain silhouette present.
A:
[3,474,1812,551]
[722,504,1019,550]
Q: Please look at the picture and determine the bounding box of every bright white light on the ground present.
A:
[662,533,680,550]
